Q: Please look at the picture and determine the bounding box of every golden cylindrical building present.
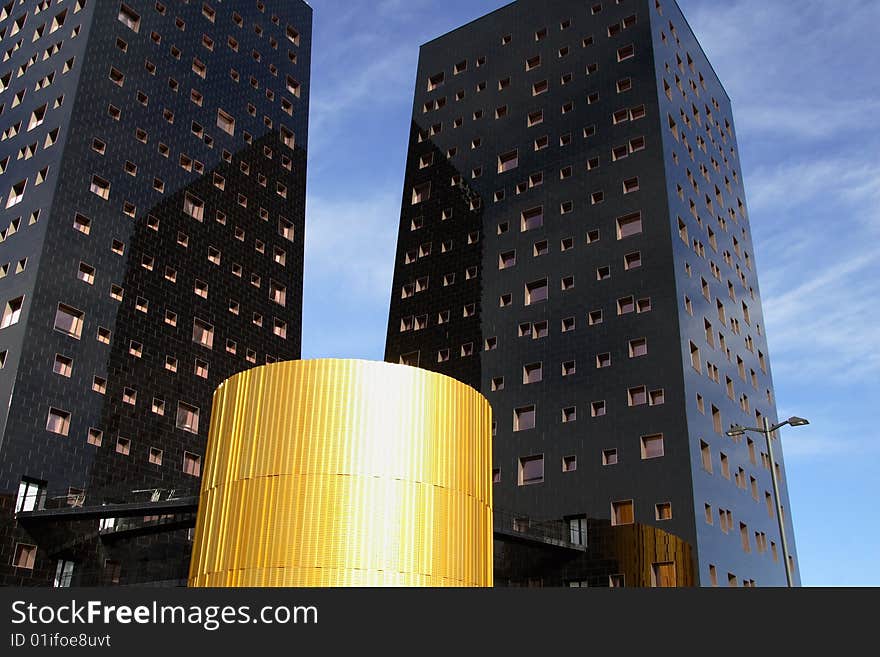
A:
[188,359,493,587]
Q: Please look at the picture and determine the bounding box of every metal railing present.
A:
[12,484,201,520]
[493,508,587,550]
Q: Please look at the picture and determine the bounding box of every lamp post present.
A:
[726,416,808,587]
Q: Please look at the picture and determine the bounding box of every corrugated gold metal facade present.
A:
[188,359,493,587]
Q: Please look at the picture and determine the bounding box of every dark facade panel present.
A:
[385,0,798,587]
[647,0,799,586]
[0,0,311,586]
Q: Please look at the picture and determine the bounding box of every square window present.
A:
[641,434,664,459]
[176,402,200,434]
[616,212,643,239]
[499,250,517,270]
[498,149,518,173]
[603,449,618,466]
[629,338,648,358]
[1,296,25,329]
[518,454,544,485]
[89,175,110,200]
[147,447,163,466]
[523,362,543,385]
[514,406,536,432]
[611,500,634,526]
[618,296,635,315]
[53,354,73,377]
[122,387,137,404]
[53,304,84,338]
[13,544,37,569]
[525,278,548,305]
[563,456,577,472]
[183,452,201,477]
[46,407,71,436]
[624,252,642,270]
[521,206,544,232]
[192,318,214,349]
[73,213,91,235]
[86,427,103,446]
[116,436,131,455]
[118,4,141,31]
[628,385,647,406]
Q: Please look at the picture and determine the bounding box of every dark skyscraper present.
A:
[0,0,311,585]
[385,0,799,586]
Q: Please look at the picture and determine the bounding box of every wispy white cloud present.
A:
[682,0,880,141]
[775,397,880,460]
[300,187,403,360]
[781,432,856,459]
[677,0,880,392]
[753,159,880,383]
[303,190,400,301]
[745,157,880,223]
[763,250,880,382]
[736,99,880,141]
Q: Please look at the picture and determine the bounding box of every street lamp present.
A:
[726,416,809,587]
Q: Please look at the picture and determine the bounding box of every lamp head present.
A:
[726,426,746,438]
[787,416,810,427]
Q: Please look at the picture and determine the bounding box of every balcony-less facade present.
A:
[0,0,311,586]
[385,0,799,586]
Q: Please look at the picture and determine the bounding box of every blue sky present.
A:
[300,0,880,586]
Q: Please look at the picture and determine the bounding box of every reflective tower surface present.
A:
[0,0,311,586]
[384,0,799,586]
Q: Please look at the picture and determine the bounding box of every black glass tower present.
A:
[0,0,311,586]
[385,0,799,586]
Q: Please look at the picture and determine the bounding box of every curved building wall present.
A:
[189,359,493,587]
